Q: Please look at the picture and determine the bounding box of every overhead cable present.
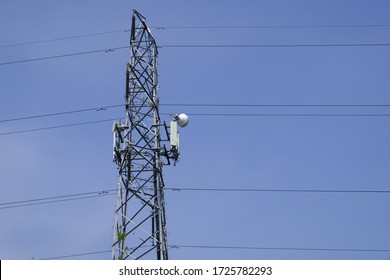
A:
[41,250,112,260]
[3,113,390,136]
[0,46,129,66]
[0,104,123,123]
[153,24,390,30]
[171,244,390,253]
[2,23,389,49]
[0,29,130,49]
[0,118,118,136]
[185,113,390,117]
[1,42,390,66]
[1,187,389,210]
[3,103,390,124]
[0,188,116,207]
[0,191,115,210]
[160,43,390,48]
[166,187,390,193]
[163,103,390,107]
[40,244,390,259]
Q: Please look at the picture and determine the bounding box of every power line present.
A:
[41,250,112,260]
[0,29,130,49]
[166,187,390,194]
[0,188,116,206]
[0,190,116,210]
[3,103,390,124]
[40,244,390,259]
[2,23,389,49]
[0,194,114,210]
[185,113,390,117]
[0,46,129,66]
[153,24,390,30]
[3,112,390,136]
[2,186,388,210]
[0,118,118,136]
[0,104,123,123]
[160,43,390,49]
[2,42,390,66]
[170,245,390,253]
[163,103,390,108]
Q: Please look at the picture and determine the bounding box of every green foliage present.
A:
[117,226,126,242]
[116,227,128,260]
[117,231,126,242]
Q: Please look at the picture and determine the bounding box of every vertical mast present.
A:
[111,10,168,260]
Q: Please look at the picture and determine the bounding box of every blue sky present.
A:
[1,0,390,260]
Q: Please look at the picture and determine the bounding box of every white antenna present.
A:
[170,114,189,163]
[175,113,190,127]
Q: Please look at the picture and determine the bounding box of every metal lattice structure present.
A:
[111,10,173,260]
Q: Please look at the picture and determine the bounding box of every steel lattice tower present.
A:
[111,10,173,260]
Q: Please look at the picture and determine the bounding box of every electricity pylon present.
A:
[111,10,188,260]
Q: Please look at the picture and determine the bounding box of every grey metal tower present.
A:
[111,10,188,260]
